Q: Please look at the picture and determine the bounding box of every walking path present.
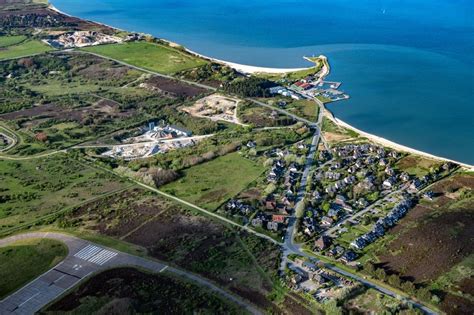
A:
[0,232,261,315]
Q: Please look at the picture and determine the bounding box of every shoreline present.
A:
[323,107,474,170]
[47,2,473,169]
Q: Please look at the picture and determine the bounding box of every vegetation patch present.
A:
[0,238,67,298]
[42,267,245,314]
[0,39,52,60]
[82,42,207,74]
[161,152,264,210]
[0,154,129,234]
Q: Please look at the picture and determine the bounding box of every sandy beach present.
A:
[47,3,473,170]
[323,108,474,170]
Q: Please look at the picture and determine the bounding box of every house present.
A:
[272,214,286,223]
[423,191,435,200]
[400,172,410,182]
[385,167,395,176]
[410,179,422,191]
[311,273,327,285]
[341,251,357,263]
[335,194,347,205]
[267,221,280,231]
[166,125,192,137]
[350,238,366,250]
[379,158,388,166]
[251,217,264,227]
[246,140,256,148]
[328,246,345,257]
[314,236,332,251]
[383,177,396,189]
[321,216,334,226]
[356,198,368,208]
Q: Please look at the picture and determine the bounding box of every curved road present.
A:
[0,232,261,315]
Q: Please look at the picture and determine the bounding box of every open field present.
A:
[0,154,129,234]
[183,94,244,125]
[0,39,52,60]
[396,155,442,177]
[141,75,208,98]
[82,42,208,74]
[43,267,245,314]
[238,101,295,128]
[0,238,67,298]
[0,53,189,153]
[0,35,26,48]
[344,288,407,314]
[161,152,265,210]
[57,188,286,311]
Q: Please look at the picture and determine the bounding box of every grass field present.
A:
[162,152,264,210]
[0,238,67,298]
[0,39,52,61]
[0,154,130,234]
[82,42,207,74]
[0,35,27,48]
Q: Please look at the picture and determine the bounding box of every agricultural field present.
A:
[0,154,129,235]
[42,267,245,314]
[161,152,265,210]
[82,41,208,74]
[374,173,474,314]
[0,238,67,298]
[0,37,52,61]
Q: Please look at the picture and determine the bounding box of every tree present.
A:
[363,261,375,275]
[388,274,401,288]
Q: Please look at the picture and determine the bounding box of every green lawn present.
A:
[82,42,208,74]
[0,39,52,61]
[0,35,27,48]
[287,99,319,121]
[0,238,68,298]
[0,154,129,234]
[161,152,264,210]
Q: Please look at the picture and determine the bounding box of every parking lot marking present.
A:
[74,245,101,260]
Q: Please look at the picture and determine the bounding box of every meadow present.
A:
[0,37,52,61]
[161,152,264,210]
[0,238,67,298]
[82,41,207,74]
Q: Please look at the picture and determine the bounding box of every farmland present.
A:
[0,154,129,234]
[161,152,265,210]
[0,238,67,298]
[43,267,245,314]
[82,41,208,74]
[0,37,52,60]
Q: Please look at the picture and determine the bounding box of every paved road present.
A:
[0,232,261,315]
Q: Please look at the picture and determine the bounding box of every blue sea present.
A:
[51,0,474,164]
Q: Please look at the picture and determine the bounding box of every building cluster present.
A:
[45,31,122,48]
[350,198,413,250]
[102,122,195,160]
[286,259,356,303]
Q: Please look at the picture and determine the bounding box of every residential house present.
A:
[314,236,332,251]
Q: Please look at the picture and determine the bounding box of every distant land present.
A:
[51,0,474,164]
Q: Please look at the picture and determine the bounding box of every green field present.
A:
[0,35,27,48]
[0,39,52,61]
[0,154,130,234]
[0,238,67,298]
[82,42,208,74]
[162,152,264,210]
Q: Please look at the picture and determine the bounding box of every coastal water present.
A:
[51,0,474,164]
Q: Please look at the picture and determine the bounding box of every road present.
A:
[0,232,261,315]
[0,48,438,314]
[323,187,406,237]
[63,50,217,92]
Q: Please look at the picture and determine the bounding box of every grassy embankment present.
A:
[0,238,68,298]
[0,35,53,61]
[81,41,208,74]
[161,152,265,210]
